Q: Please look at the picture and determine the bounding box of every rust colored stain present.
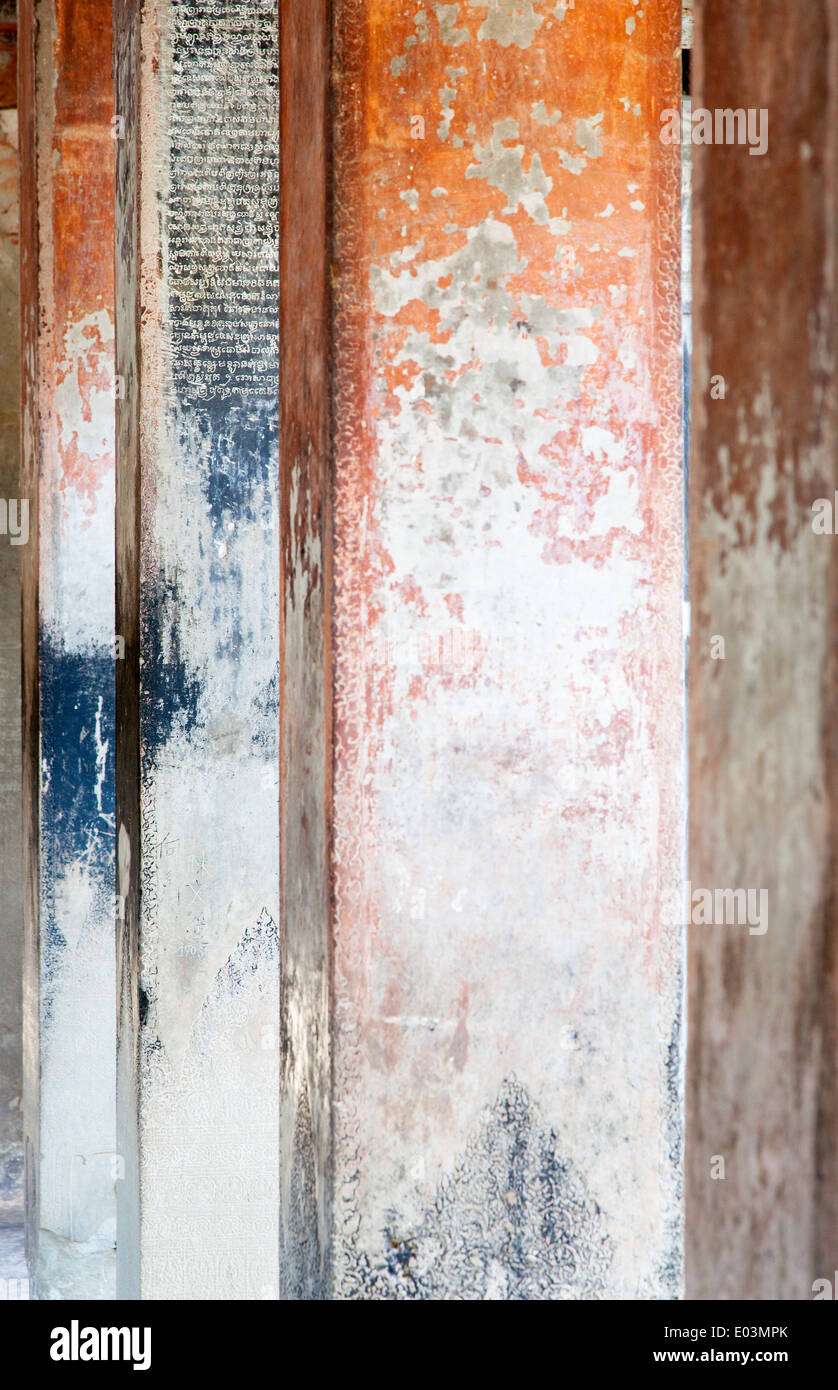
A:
[330,0,684,1296]
[333,0,681,869]
[0,22,15,109]
[690,6,834,558]
[45,0,115,505]
[0,98,17,242]
[278,0,333,1299]
[337,8,676,582]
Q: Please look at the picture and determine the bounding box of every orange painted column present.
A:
[282,0,684,1297]
[19,0,116,1297]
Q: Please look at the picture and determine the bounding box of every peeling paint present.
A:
[331,0,684,1298]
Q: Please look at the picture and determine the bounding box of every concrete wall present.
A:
[688,0,838,1299]
[281,0,686,1299]
[0,76,21,1223]
[19,0,117,1297]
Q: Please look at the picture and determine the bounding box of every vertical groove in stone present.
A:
[113,0,141,1303]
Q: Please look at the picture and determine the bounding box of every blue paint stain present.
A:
[140,0,279,758]
[141,569,203,749]
[39,638,115,1012]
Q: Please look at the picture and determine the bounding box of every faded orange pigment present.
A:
[328,0,684,1297]
[46,0,115,505]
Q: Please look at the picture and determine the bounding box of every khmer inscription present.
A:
[169,0,278,407]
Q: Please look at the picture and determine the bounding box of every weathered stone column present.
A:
[277,0,332,1297]
[0,9,22,1224]
[282,0,686,1298]
[19,0,117,1298]
[114,0,280,1298]
[688,0,838,1300]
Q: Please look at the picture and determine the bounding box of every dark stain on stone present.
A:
[39,637,115,1015]
[141,569,202,748]
[286,1082,326,1300]
[183,405,277,537]
[665,1005,683,1172]
[40,638,114,868]
[341,1076,612,1299]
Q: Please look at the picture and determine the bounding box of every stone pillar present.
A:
[114,0,280,1299]
[277,0,332,1298]
[282,0,685,1298]
[19,0,117,1298]
[0,5,21,1223]
[688,0,838,1300]
[0,8,21,1223]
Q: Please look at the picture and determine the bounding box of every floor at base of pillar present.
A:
[0,1224,29,1299]
[0,1147,23,1223]
[34,1229,116,1300]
